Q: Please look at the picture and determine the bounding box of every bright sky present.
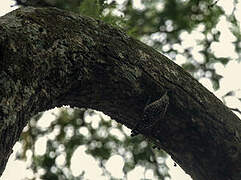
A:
[1,0,241,180]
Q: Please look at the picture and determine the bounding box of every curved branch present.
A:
[0,7,241,180]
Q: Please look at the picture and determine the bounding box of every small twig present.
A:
[229,108,241,115]
[208,0,219,8]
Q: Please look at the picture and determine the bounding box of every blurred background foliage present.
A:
[14,0,241,179]
[19,108,168,179]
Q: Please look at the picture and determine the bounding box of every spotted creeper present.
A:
[131,91,169,136]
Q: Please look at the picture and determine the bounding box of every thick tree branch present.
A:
[0,7,241,180]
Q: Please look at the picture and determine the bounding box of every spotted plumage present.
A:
[131,91,169,136]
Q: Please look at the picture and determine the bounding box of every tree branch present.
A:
[0,7,241,180]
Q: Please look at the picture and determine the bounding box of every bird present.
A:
[131,91,169,137]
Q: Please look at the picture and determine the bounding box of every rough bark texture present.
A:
[0,7,241,180]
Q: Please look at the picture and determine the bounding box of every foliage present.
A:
[18,108,169,179]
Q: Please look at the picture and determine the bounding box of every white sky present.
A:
[1,0,241,180]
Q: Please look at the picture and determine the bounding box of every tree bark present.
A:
[0,7,240,180]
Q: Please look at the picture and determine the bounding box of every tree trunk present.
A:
[0,7,240,180]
